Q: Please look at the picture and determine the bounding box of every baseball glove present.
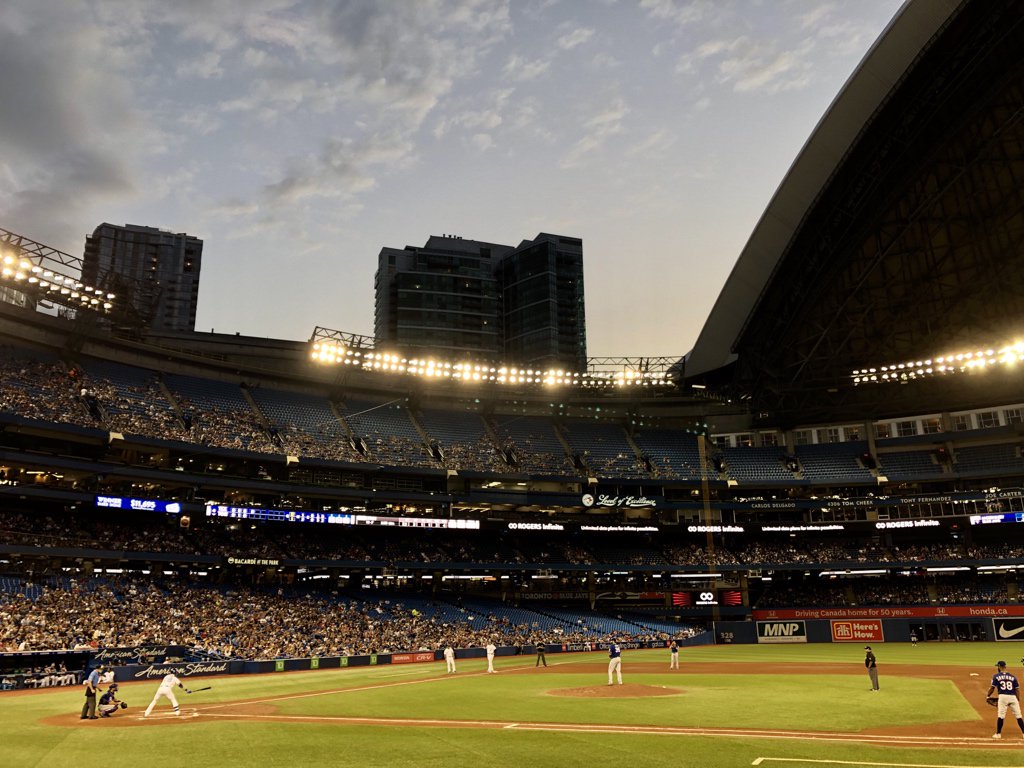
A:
[986,697,999,707]
[120,702,128,709]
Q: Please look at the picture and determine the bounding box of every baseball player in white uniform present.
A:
[669,641,679,669]
[486,642,496,673]
[608,642,622,685]
[444,645,456,673]
[144,672,191,717]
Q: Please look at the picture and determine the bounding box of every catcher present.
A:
[98,683,128,718]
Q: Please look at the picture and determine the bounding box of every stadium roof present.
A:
[686,0,1024,422]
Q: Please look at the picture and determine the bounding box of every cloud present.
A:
[559,96,629,168]
[639,0,711,27]
[0,1,158,247]
[177,51,224,79]
[261,132,415,205]
[557,27,594,50]
[719,38,815,94]
[470,133,494,151]
[503,54,552,81]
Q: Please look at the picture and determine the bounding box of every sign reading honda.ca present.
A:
[756,620,807,644]
[831,619,884,643]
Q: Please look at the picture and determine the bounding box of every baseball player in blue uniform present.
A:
[80,665,104,720]
[608,642,622,685]
[987,661,1024,739]
[669,641,679,669]
[98,683,124,717]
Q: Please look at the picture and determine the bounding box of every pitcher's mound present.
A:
[550,684,683,698]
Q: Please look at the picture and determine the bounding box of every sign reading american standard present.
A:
[131,661,231,679]
[93,645,185,664]
[756,620,808,644]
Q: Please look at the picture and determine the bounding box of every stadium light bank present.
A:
[851,340,1024,385]
[0,251,115,311]
[308,329,677,390]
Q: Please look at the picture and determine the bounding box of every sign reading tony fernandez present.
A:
[995,618,1024,641]
[757,620,807,644]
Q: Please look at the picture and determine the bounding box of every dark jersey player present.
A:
[987,661,1024,739]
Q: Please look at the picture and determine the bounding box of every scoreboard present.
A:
[672,590,743,607]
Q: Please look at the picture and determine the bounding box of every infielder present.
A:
[144,672,192,717]
[608,642,622,685]
[669,641,679,669]
[864,646,879,691]
[444,645,456,673]
[987,660,1024,739]
[486,642,496,673]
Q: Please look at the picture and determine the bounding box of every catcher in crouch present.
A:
[986,660,1024,739]
[98,683,127,717]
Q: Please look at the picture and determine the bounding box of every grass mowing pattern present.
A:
[1,644,1017,768]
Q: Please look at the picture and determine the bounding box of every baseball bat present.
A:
[191,686,212,692]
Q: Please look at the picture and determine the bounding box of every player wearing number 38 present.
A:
[987,661,1024,739]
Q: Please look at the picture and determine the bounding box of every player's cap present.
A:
[996,660,1007,667]
[864,645,871,650]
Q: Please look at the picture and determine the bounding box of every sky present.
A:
[0,0,905,358]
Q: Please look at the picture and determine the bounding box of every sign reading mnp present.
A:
[757,620,807,644]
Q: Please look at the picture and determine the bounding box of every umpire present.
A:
[865,646,879,691]
[536,641,547,667]
[80,665,104,720]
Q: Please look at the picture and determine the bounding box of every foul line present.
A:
[752,758,1001,768]
[200,668,495,712]
[190,711,1010,748]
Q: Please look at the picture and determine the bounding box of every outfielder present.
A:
[486,642,496,673]
[669,641,679,669]
[987,660,1024,739]
[608,642,622,685]
[444,645,456,673]
[144,672,192,717]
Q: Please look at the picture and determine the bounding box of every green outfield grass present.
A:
[2,643,1021,768]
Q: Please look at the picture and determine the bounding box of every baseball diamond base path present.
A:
[37,662,1014,748]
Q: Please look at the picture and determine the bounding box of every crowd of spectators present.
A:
[0,576,678,660]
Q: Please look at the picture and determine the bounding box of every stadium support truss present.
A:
[0,227,115,318]
[309,325,681,392]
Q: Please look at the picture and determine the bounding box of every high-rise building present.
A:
[82,223,202,331]
[374,233,586,369]
[497,233,586,371]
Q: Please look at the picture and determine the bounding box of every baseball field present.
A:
[4,643,1024,768]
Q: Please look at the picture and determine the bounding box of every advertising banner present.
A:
[994,618,1024,641]
[391,652,436,665]
[93,645,187,665]
[756,621,808,644]
[113,660,241,682]
[754,605,1024,621]
[831,619,884,643]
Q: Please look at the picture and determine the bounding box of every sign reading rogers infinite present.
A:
[754,605,1024,620]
